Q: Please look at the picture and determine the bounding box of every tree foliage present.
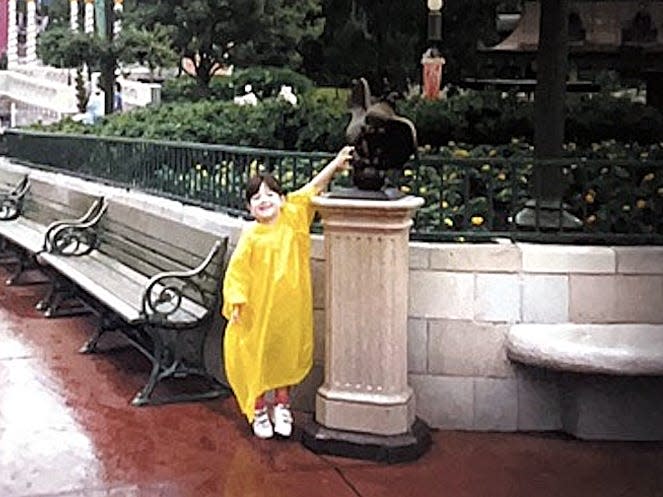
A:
[130,0,323,90]
[314,0,500,90]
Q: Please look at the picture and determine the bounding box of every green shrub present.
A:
[231,66,314,99]
[161,67,315,104]
[161,76,234,103]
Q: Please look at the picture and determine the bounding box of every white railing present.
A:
[0,66,162,126]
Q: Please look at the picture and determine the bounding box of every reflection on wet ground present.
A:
[0,268,662,497]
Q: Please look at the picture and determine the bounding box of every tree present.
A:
[117,24,178,80]
[315,0,499,91]
[130,0,323,93]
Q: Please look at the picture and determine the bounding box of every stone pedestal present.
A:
[301,195,430,463]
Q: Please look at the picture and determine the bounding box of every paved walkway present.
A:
[1,267,663,497]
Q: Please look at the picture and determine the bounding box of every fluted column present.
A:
[70,0,79,31]
[6,0,17,68]
[25,0,36,64]
[84,0,94,34]
[302,194,430,463]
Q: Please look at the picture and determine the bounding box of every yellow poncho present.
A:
[222,185,317,421]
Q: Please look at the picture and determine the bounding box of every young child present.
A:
[222,146,354,439]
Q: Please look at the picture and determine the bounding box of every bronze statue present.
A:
[331,78,418,200]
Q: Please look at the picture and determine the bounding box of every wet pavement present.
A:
[1,267,663,497]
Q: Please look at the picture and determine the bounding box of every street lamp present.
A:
[422,0,445,100]
[427,0,443,45]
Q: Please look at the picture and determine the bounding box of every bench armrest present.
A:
[0,177,30,221]
[43,199,107,256]
[141,239,223,321]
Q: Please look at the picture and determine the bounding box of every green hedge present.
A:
[34,88,663,151]
[161,66,315,103]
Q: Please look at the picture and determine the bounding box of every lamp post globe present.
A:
[427,0,443,11]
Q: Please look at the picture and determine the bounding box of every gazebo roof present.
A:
[485,1,663,54]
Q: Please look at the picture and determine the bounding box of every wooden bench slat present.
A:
[0,218,47,253]
[41,251,207,324]
[104,203,218,256]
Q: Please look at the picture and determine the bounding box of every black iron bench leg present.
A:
[131,331,165,406]
[42,279,92,318]
[129,325,230,406]
[5,257,26,285]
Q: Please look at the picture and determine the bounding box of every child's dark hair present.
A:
[245,174,284,204]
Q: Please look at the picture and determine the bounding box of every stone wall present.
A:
[3,159,662,433]
[401,242,663,432]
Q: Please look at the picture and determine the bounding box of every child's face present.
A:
[249,181,284,224]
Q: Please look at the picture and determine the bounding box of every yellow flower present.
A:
[400,185,411,193]
[636,199,647,209]
[452,149,470,158]
[489,149,497,157]
[481,164,491,172]
[195,163,202,171]
[419,186,427,194]
[643,173,655,181]
[404,169,414,177]
[444,217,454,227]
[471,216,484,226]
[497,172,506,181]
[441,200,449,209]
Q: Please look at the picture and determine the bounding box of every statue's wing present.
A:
[363,114,417,169]
[345,78,372,144]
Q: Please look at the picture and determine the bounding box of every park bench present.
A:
[0,168,28,200]
[0,176,104,285]
[38,199,230,406]
[506,323,663,440]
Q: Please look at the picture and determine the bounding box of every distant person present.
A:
[222,146,354,439]
[84,86,105,124]
[113,82,123,112]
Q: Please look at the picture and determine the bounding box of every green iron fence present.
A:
[4,129,663,244]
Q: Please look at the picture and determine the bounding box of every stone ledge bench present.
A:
[506,324,663,441]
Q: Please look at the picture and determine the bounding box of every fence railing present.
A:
[3,129,662,244]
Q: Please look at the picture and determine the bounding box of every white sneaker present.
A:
[252,407,273,439]
[272,403,293,437]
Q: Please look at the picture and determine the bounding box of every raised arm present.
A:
[308,145,354,193]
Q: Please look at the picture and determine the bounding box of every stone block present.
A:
[430,243,521,273]
[409,242,432,269]
[522,274,569,323]
[410,374,474,429]
[560,374,663,441]
[473,378,518,431]
[292,365,324,413]
[516,365,561,431]
[570,275,663,323]
[310,235,324,260]
[311,259,325,310]
[474,274,520,322]
[407,318,428,374]
[520,243,615,274]
[409,271,474,319]
[428,320,513,378]
[615,246,663,275]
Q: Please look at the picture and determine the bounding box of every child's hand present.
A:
[231,305,241,324]
[333,145,354,172]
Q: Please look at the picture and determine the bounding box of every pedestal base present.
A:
[301,417,431,464]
